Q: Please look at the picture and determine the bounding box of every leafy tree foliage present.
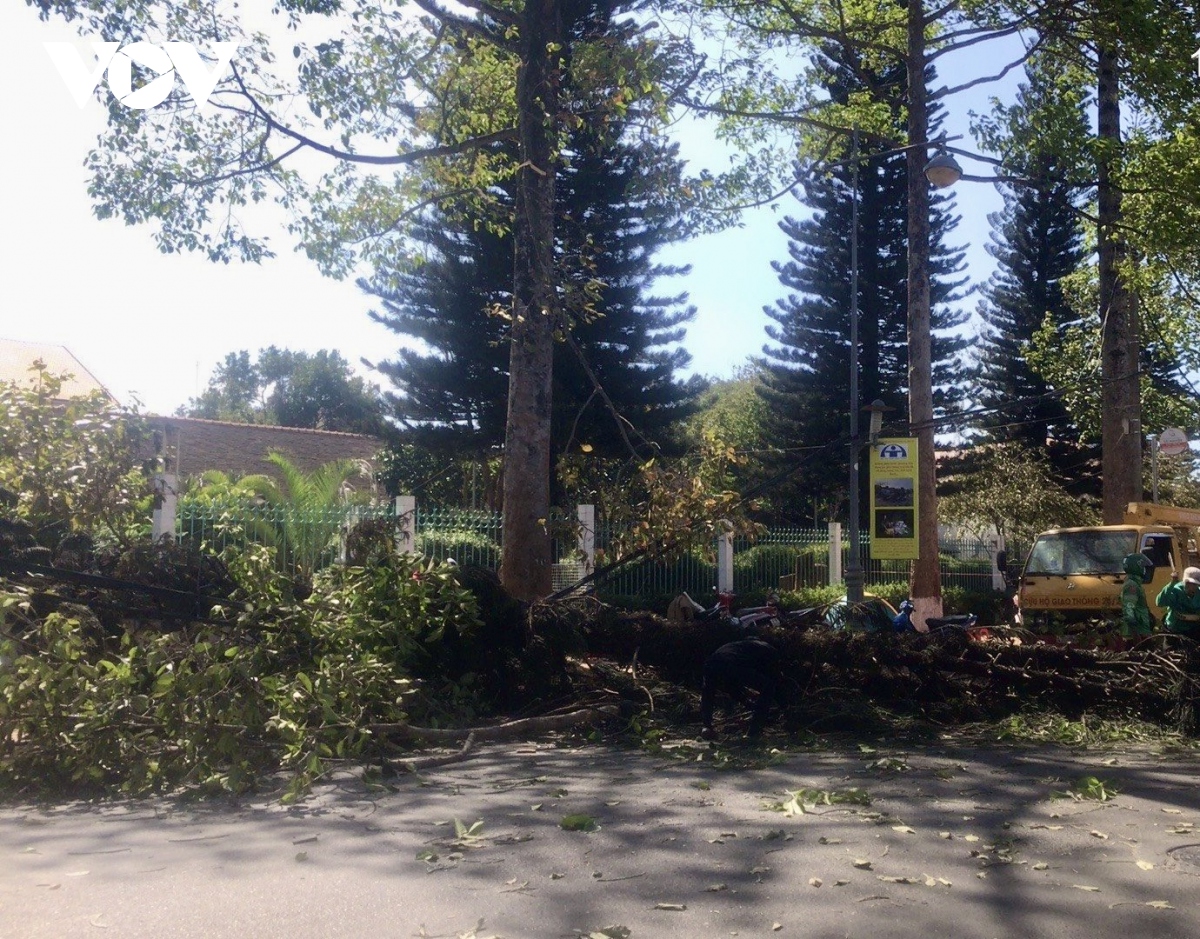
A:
[1024,275,1197,446]
[938,442,1098,548]
[674,366,774,507]
[0,364,153,547]
[0,553,483,799]
[1010,1,1200,520]
[182,348,384,435]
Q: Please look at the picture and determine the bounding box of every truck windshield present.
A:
[1024,531,1136,576]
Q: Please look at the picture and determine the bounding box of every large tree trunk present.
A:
[1097,44,1142,523]
[906,0,942,622]
[500,0,563,600]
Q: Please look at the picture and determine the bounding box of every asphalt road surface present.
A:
[5,739,1200,939]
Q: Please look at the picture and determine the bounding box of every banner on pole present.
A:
[869,437,919,560]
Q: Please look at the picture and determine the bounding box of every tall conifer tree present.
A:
[360,2,697,480]
[973,69,1088,483]
[361,128,697,465]
[757,50,968,524]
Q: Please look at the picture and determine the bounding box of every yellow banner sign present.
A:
[869,438,919,560]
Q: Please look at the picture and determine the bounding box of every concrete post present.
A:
[395,495,417,554]
[828,521,843,588]
[991,533,1007,591]
[151,473,178,541]
[717,529,734,594]
[577,504,595,575]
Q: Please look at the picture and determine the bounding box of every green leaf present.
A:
[560,814,597,832]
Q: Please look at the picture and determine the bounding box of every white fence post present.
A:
[828,521,843,588]
[717,524,734,593]
[577,504,595,576]
[395,495,417,554]
[151,473,178,541]
[991,533,1007,591]
[338,505,368,564]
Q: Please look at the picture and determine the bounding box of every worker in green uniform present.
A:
[1156,566,1200,636]
[1119,553,1154,642]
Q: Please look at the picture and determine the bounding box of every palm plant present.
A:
[257,452,373,584]
[182,454,373,585]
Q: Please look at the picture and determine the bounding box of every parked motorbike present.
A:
[666,588,736,625]
[668,588,808,631]
[893,599,988,639]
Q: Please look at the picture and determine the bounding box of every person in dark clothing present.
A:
[700,638,786,740]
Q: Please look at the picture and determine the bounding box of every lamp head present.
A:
[923,152,962,188]
[863,398,889,440]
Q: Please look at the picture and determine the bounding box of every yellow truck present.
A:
[1015,503,1200,632]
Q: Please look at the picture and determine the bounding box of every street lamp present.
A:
[923,152,963,188]
[844,132,962,605]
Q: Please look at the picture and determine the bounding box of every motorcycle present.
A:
[666,588,736,625]
[892,599,989,639]
[668,589,802,631]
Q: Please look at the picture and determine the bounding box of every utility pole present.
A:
[906,0,942,622]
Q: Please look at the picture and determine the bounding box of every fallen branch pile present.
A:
[578,604,1200,733]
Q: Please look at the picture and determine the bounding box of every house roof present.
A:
[0,338,118,403]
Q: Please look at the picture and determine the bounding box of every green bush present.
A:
[0,366,153,549]
[733,543,801,575]
[777,586,843,610]
[942,586,1010,625]
[868,581,911,610]
[0,554,481,801]
[597,549,717,601]
[417,528,500,566]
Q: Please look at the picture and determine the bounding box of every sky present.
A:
[0,3,1011,418]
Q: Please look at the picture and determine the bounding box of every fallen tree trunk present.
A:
[370,704,619,746]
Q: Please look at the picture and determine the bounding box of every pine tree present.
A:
[551,130,699,457]
[361,46,698,476]
[974,72,1087,471]
[757,51,968,524]
[363,215,512,456]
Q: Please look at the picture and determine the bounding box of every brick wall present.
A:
[148,416,382,488]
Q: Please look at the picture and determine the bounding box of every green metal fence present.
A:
[734,528,830,593]
[178,500,395,577]
[592,523,717,600]
[177,501,1003,599]
[415,506,504,568]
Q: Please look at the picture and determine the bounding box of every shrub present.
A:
[417,528,500,567]
[0,366,153,549]
[0,554,482,801]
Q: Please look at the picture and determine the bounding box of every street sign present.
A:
[1159,427,1189,457]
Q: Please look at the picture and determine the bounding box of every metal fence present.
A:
[178,500,396,576]
[177,500,1004,598]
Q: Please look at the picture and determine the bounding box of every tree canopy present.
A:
[183,347,385,435]
[28,0,711,598]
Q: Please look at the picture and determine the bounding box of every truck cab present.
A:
[1015,523,1181,630]
[1014,503,1200,637]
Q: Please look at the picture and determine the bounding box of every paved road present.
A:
[4,739,1200,938]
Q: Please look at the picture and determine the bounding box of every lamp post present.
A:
[843,130,961,605]
[846,397,887,603]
